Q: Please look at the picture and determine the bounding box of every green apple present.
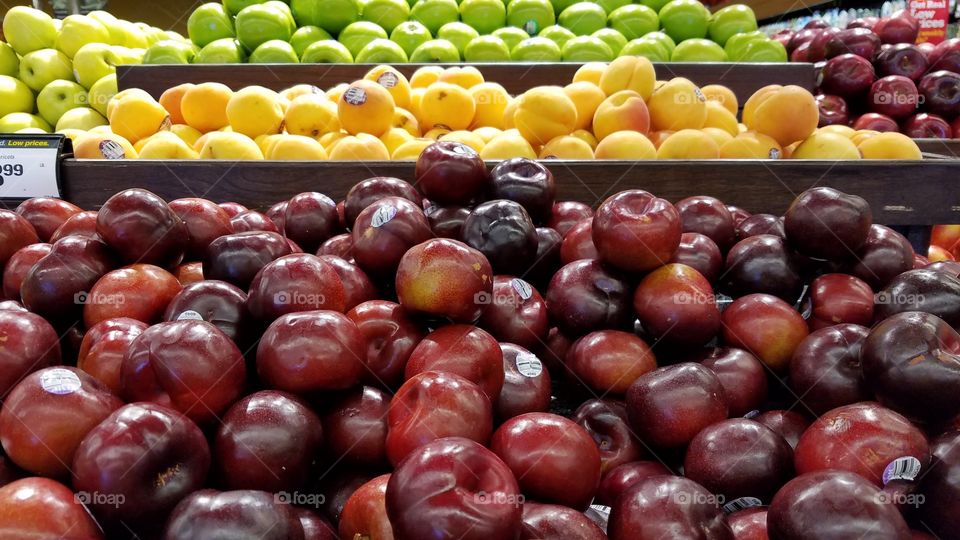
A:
[37,79,88,126]
[592,28,627,55]
[644,30,676,55]
[464,35,511,61]
[19,49,73,92]
[549,0,578,16]
[264,1,298,33]
[115,20,150,49]
[72,43,119,89]
[410,0,460,35]
[409,39,461,62]
[236,4,294,52]
[355,38,409,62]
[561,35,614,61]
[390,21,433,56]
[301,40,355,62]
[166,31,189,42]
[671,38,727,62]
[437,22,480,56]
[459,0,507,35]
[558,3,607,36]
[0,75,34,118]
[597,0,629,14]
[0,42,20,78]
[197,38,248,63]
[508,0,556,36]
[620,37,670,60]
[362,0,410,33]
[55,15,111,59]
[2,6,57,56]
[493,27,529,50]
[738,38,787,62]
[0,113,51,133]
[87,73,117,115]
[511,36,561,61]
[723,30,765,60]
[639,0,671,12]
[658,0,709,42]
[188,3,236,48]
[55,107,107,131]
[112,46,143,65]
[538,25,575,48]
[708,4,758,47]
[607,5,658,40]
[143,40,198,64]
[223,0,268,16]
[291,26,332,58]
[339,22,389,57]
[86,11,122,45]
[142,25,172,46]
[250,40,300,62]
[292,0,361,34]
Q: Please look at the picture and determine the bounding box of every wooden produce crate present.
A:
[116,62,817,105]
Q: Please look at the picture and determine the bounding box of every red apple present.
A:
[0,310,60,399]
[96,188,186,267]
[868,75,920,118]
[816,94,850,126]
[593,190,681,272]
[722,294,809,372]
[903,112,953,138]
[873,10,920,44]
[0,478,104,539]
[15,197,81,242]
[395,238,493,323]
[495,343,551,421]
[385,437,522,540]
[405,324,505,400]
[567,330,657,394]
[491,412,601,509]
[875,43,929,81]
[852,112,899,131]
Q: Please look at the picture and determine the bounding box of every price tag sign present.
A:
[0,134,68,200]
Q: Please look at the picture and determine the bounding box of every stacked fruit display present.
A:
[776,11,960,138]
[68,59,923,160]
[1,146,959,538]
[177,0,781,63]
[0,6,197,134]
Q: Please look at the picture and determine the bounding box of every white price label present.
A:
[0,136,63,199]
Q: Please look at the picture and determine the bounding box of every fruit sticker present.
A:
[377,72,399,89]
[515,352,543,378]
[722,497,763,514]
[40,368,82,395]
[769,148,781,159]
[99,140,126,159]
[177,310,205,321]
[372,205,397,227]
[523,20,539,35]
[511,278,533,300]
[882,456,922,485]
[343,86,367,106]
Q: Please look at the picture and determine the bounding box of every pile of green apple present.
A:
[177,0,785,64]
[0,6,190,134]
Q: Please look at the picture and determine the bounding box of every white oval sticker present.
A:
[99,140,125,159]
[177,310,204,321]
[41,368,82,395]
[371,205,397,228]
[377,72,399,88]
[343,87,367,106]
[511,278,533,300]
[515,353,543,378]
[883,456,922,485]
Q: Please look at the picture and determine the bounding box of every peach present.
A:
[138,132,199,159]
[198,132,264,160]
[280,84,324,102]
[857,132,923,160]
[470,82,511,129]
[380,127,416,155]
[850,130,880,146]
[592,90,650,140]
[338,79,396,137]
[393,108,420,136]
[327,133,391,160]
[319,130,347,150]
[159,83,193,125]
[106,88,152,121]
[439,66,484,89]
[719,131,782,159]
[266,134,329,160]
[73,132,137,159]
[572,62,607,86]
[818,125,856,138]
[782,141,800,159]
[656,129,720,159]
[570,129,599,149]
[791,132,861,159]
[599,55,656,100]
[256,134,284,156]
[409,88,425,119]
[501,97,520,130]
[514,86,578,145]
[594,131,657,159]
[419,82,475,131]
[473,126,503,142]
[539,135,595,159]
[648,78,707,132]
[649,130,675,148]
[180,82,233,133]
[479,131,537,160]
[285,94,341,138]
[423,127,451,140]
[327,83,349,103]
[225,85,285,139]
[410,66,444,88]
[742,84,818,146]
[364,65,411,110]
[700,84,738,115]
[391,138,434,160]
[702,127,734,147]
[563,81,606,131]
[703,100,738,136]
[439,130,486,153]
[170,124,202,147]
[109,92,170,144]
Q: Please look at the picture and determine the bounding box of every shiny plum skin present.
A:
[162,280,249,343]
[346,300,425,389]
[96,188,187,267]
[83,264,183,328]
[339,474,394,540]
[788,324,871,415]
[163,489,304,540]
[496,343,552,422]
[698,347,768,417]
[567,330,657,395]
[0,209,40,269]
[595,461,673,506]
[204,231,293,290]
[609,475,733,540]
[20,235,115,323]
[2,243,51,301]
[489,158,556,224]
[592,190,682,273]
[549,201,593,237]
[805,273,874,329]
[352,197,432,278]
[676,195,737,251]
[670,232,723,283]
[168,197,234,261]
[404,324,505,401]
[572,399,644,475]
[344,177,422,227]
[0,310,61,399]
[519,502,607,540]
[245,253,347,323]
[323,386,390,467]
[723,234,803,301]
[546,259,632,337]
[15,198,81,243]
[283,191,339,253]
[395,238,493,323]
[784,187,872,260]
[478,276,549,351]
[0,478,104,539]
[461,199,539,276]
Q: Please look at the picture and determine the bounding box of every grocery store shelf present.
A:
[59,159,960,228]
[116,62,817,105]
